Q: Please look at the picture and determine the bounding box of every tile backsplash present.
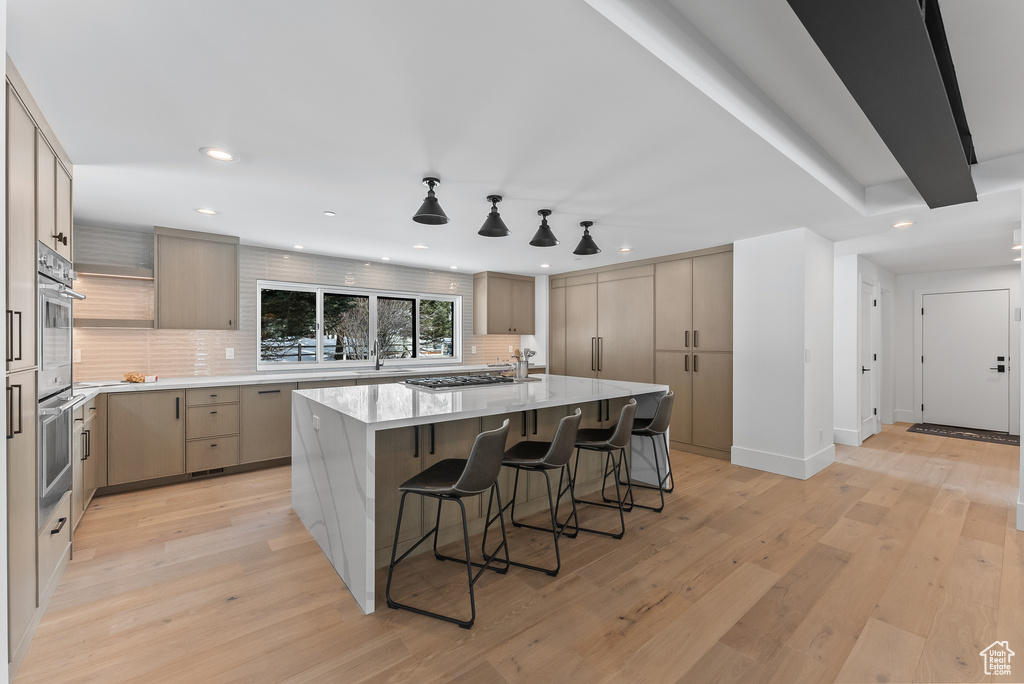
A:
[73,226,519,380]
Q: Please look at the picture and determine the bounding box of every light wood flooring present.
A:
[14,422,1024,683]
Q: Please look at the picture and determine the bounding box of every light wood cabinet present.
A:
[73,409,85,530]
[7,370,37,663]
[473,271,535,334]
[692,352,733,452]
[185,386,239,472]
[692,251,733,351]
[597,276,654,383]
[550,247,732,458]
[82,394,107,504]
[239,383,296,464]
[420,419,484,531]
[35,131,55,248]
[565,281,598,379]
[54,163,73,262]
[37,491,71,607]
[374,426,423,553]
[186,436,239,472]
[107,391,185,485]
[6,85,37,372]
[155,228,239,330]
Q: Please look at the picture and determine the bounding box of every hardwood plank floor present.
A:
[14,422,1024,683]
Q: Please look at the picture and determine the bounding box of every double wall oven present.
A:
[36,243,83,528]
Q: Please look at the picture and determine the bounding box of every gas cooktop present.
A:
[404,375,515,390]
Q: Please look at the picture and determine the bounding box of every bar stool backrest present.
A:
[453,419,511,496]
[646,391,675,434]
[541,409,583,468]
[606,399,638,449]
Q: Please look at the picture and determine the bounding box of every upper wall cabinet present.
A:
[155,227,239,330]
[35,132,72,262]
[7,84,38,371]
[655,251,733,352]
[473,271,535,335]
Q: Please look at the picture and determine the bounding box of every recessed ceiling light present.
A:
[412,245,429,250]
[381,256,391,261]
[293,245,304,250]
[323,211,336,217]
[893,221,914,229]
[619,247,632,253]
[200,147,236,162]
[195,208,217,215]
[450,266,458,270]
[283,256,290,260]
[540,264,550,268]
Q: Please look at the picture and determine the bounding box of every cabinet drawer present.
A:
[186,403,239,439]
[186,386,239,406]
[38,491,72,600]
[186,436,239,471]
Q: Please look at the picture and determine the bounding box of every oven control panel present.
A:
[38,243,73,287]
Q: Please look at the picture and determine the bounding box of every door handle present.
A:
[83,429,91,460]
[15,311,22,361]
[6,385,13,439]
[5,310,12,362]
[693,330,699,348]
[176,397,180,419]
[685,330,689,348]
[591,337,596,371]
[861,366,871,374]
[990,365,1007,373]
[684,354,689,372]
[597,337,603,372]
[51,517,67,535]
[694,355,698,372]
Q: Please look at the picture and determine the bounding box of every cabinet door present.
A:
[655,351,692,445]
[565,283,598,379]
[107,391,185,485]
[482,412,528,508]
[655,259,692,351]
[524,406,567,503]
[156,235,238,330]
[692,252,733,351]
[567,400,604,487]
[239,383,296,464]
[35,131,56,248]
[83,394,107,496]
[509,278,535,334]
[597,276,654,383]
[548,286,566,375]
[73,423,85,530]
[374,427,422,552]
[486,276,513,333]
[7,87,37,371]
[7,371,37,660]
[54,163,73,261]
[692,352,732,451]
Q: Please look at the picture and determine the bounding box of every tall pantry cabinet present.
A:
[549,246,732,459]
[6,60,75,679]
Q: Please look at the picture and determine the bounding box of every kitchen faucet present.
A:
[372,340,384,371]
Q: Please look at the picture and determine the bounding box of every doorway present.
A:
[859,280,880,441]
[922,289,1010,432]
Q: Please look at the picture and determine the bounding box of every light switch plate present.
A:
[72,349,82,363]
[225,348,234,359]
[471,345,477,354]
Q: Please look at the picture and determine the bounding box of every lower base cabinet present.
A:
[7,370,37,671]
[107,390,185,485]
[239,383,297,464]
[37,491,72,604]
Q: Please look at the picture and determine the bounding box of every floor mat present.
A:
[906,423,1020,446]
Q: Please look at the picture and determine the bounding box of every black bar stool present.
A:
[385,419,511,629]
[481,409,583,576]
[571,398,637,539]
[627,390,675,512]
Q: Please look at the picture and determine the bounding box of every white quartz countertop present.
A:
[294,374,669,429]
[72,363,537,394]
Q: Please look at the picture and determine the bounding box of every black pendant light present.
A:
[530,209,559,247]
[478,195,510,237]
[573,221,601,255]
[412,177,449,225]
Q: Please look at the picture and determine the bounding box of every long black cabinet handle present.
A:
[605,399,610,422]
[5,310,12,362]
[12,385,21,436]
[176,397,180,419]
[14,311,22,361]
[694,355,698,372]
[51,517,67,535]
[693,330,699,348]
[429,424,435,455]
[83,429,91,460]
[532,409,538,435]
[258,389,282,394]
[685,330,689,348]
[413,426,420,458]
[6,385,13,440]
[521,411,527,437]
[591,337,597,371]
[598,337,603,372]
[684,354,689,372]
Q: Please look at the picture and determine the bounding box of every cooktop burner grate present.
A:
[404,375,515,390]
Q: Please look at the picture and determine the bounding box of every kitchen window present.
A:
[258,281,460,368]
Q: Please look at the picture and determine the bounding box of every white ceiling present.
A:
[7,0,1024,276]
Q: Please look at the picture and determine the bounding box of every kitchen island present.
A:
[291,374,669,614]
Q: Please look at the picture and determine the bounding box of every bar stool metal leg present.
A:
[570,445,629,539]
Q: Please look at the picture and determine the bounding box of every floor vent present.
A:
[190,468,226,478]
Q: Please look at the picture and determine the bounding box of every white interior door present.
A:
[859,281,879,441]
[922,289,1009,431]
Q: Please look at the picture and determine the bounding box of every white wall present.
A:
[733,227,835,479]
[520,274,548,367]
[894,266,1021,433]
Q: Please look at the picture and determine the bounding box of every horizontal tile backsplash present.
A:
[73,226,519,380]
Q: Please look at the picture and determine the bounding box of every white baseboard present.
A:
[731,443,835,481]
[894,409,918,424]
[833,428,860,447]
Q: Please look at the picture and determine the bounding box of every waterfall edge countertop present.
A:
[291,373,670,615]
[293,373,668,429]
